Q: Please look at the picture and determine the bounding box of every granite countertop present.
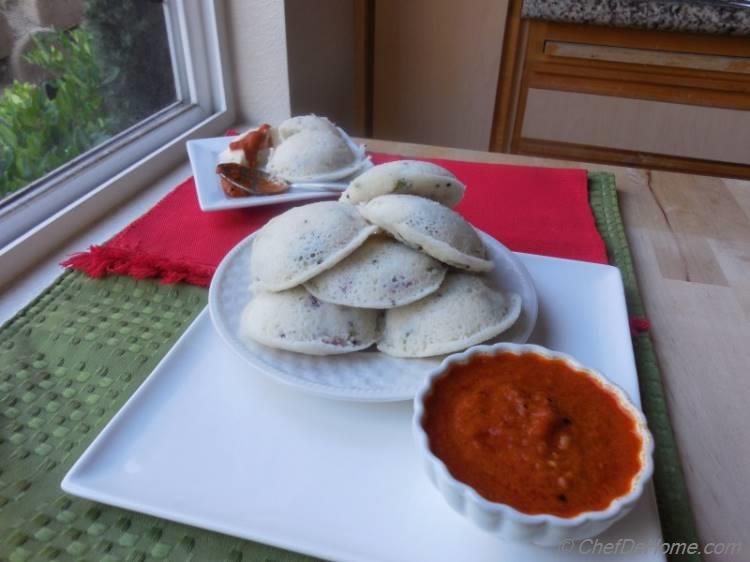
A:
[522,0,750,35]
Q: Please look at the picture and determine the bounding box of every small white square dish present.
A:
[187,136,368,211]
[62,253,664,562]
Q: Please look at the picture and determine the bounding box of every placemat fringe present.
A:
[62,245,214,287]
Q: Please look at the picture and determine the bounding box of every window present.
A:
[0,0,234,250]
[0,1,176,201]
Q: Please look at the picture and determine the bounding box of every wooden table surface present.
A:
[364,139,750,561]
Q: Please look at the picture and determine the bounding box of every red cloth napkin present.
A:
[62,154,607,286]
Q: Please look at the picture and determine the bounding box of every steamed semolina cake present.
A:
[358,194,493,272]
[304,235,447,309]
[267,129,362,182]
[268,130,357,181]
[378,273,521,358]
[277,114,338,140]
[240,287,381,355]
[340,160,465,207]
[251,201,378,291]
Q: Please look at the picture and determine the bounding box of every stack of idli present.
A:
[240,160,522,358]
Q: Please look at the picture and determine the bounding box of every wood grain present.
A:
[352,0,373,137]
[489,0,526,153]
[372,0,509,150]
[284,0,358,131]
[545,41,750,75]
[515,137,750,181]
[361,137,750,562]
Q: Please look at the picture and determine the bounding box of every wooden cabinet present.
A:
[372,0,510,150]
[492,4,750,178]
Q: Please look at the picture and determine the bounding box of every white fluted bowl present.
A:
[412,343,654,546]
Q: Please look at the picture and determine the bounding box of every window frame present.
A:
[0,0,235,284]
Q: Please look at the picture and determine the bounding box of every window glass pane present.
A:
[0,0,177,200]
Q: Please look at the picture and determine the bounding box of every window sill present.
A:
[0,159,194,325]
[1,107,234,284]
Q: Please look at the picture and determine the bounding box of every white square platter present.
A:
[62,253,665,562]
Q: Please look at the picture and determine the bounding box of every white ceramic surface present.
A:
[413,343,655,546]
[62,253,664,562]
[187,135,372,211]
[208,230,538,402]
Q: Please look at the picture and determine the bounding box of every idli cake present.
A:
[377,273,521,358]
[304,235,447,309]
[358,194,493,272]
[277,114,338,141]
[340,160,465,207]
[240,287,381,355]
[267,129,363,182]
[250,201,378,291]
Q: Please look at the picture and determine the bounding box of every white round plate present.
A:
[208,230,538,402]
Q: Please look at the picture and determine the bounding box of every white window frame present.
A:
[0,0,235,287]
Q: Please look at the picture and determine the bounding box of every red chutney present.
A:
[423,352,644,518]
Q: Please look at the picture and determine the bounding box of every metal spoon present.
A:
[287,181,347,192]
[219,168,346,195]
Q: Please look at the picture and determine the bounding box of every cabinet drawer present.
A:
[544,41,750,75]
[493,17,750,177]
[522,88,750,165]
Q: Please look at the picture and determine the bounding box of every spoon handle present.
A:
[289,182,347,192]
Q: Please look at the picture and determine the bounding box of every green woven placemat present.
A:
[0,173,699,561]
[0,274,314,562]
[589,173,701,562]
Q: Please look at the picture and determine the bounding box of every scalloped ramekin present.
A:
[412,343,654,547]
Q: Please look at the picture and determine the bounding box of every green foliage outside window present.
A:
[0,29,114,197]
[0,0,175,198]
